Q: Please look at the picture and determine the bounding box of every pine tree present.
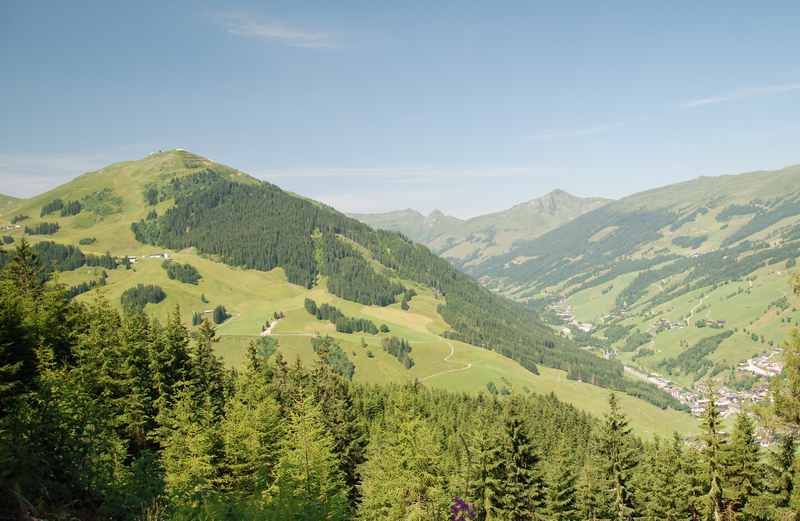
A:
[774,275,800,431]
[596,394,638,521]
[220,372,282,497]
[632,439,661,521]
[701,392,726,521]
[269,394,349,520]
[357,400,449,521]
[769,434,796,509]
[576,437,611,521]
[212,304,228,324]
[118,311,157,451]
[464,410,505,521]
[2,239,42,295]
[724,413,762,515]
[0,277,34,412]
[189,318,226,414]
[160,389,221,504]
[683,445,708,520]
[662,434,696,521]
[71,296,123,399]
[150,306,191,428]
[745,433,796,519]
[543,438,578,521]
[498,398,545,520]
[774,328,800,430]
[309,364,366,506]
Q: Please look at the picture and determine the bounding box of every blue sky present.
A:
[2,1,800,217]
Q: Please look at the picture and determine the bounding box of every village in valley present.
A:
[546,298,784,422]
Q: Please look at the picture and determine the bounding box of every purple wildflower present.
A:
[450,496,476,521]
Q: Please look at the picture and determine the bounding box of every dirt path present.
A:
[260,318,282,336]
[689,294,706,319]
[419,339,473,382]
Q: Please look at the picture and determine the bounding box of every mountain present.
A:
[472,164,800,393]
[0,193,21,213]
[0,149,693,435]
[348,208,464,244]
[352,190,610,267]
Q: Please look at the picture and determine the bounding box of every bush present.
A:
[121,284,166,312]
[311,335,355,380]
[162,260,201,285]
[381,336,414,369]
[212,305,230,324]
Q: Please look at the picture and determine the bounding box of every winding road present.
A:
[260,319,473,381]
[419,339,473,382]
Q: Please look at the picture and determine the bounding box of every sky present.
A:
[2,1,800,218]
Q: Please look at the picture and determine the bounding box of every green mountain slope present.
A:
[352,190,610,267]
[0,150,694,434]
[473,164,800,392]
[0,193,21,213]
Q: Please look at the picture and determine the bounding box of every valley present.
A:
[359,165,800,429]
[466,166,800,422]
[0,149,696,437]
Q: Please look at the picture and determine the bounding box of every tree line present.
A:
[24,222,59,235]
[0,241,117,282]
[304,298,380,334]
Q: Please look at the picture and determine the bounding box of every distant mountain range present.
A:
[350,190,610,268]
[357,164,800,402]
[467,164,800,394]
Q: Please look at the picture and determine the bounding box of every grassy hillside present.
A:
[474,163,800,392]
[54,249,695,437]
[0,149,696,435]
[0,193,21,213]
[352,190,610,267]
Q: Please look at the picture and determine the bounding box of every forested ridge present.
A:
[477,194,800,302]
[1,240,798,520]
[130,169,682,409]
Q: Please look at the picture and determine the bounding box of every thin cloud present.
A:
[219,12,336,49]
[256,166,535,180]
[682,83,800,108]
